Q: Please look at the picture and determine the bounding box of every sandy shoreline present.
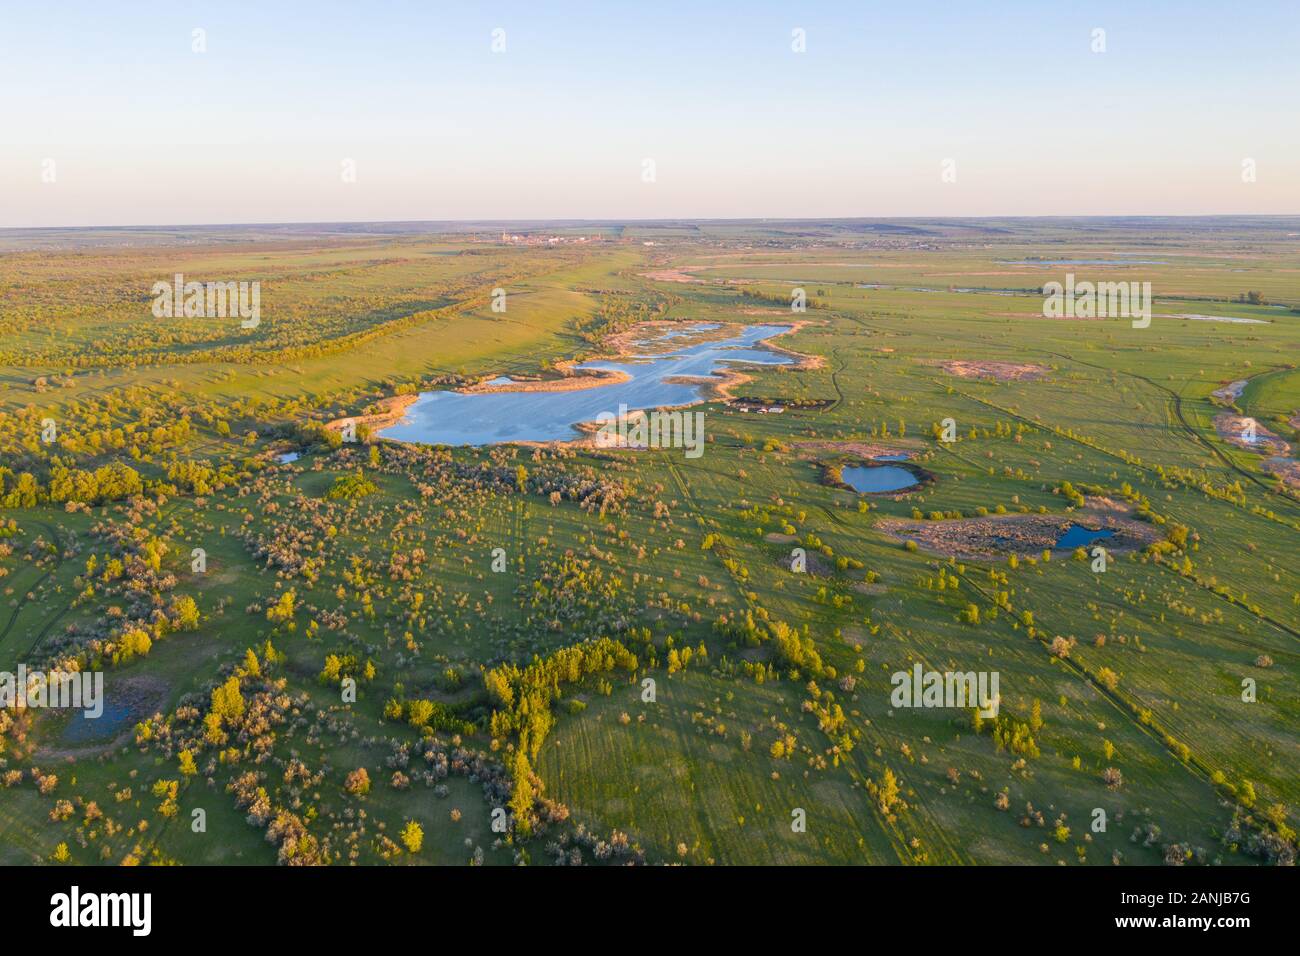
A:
[709,323,824,403]
[325,393,420,435]
[454,362,631,395]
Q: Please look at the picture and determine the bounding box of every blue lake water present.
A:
[379,324,796,446]
[841,464,919,493]
[62,699,134,745]
[1054,524,1115,549]
[277,451,300,464]
[642,323,720,343]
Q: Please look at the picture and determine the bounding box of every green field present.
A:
[1,218,1296,866]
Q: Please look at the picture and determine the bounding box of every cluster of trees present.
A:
[46,461,144,505]
[573,289,678,347]
[386,697,476,736]
[326,469,378,500]
[712,610,825,678]
[485,636,638,836]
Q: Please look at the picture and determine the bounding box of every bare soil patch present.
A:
[639,269,704,284]
[1211,380,1249,405]
[929,360,1050,382]
[875,500,1160,559]
[1214,412,1291,456]
[1262,457,1300,489]
[792,440,920,460]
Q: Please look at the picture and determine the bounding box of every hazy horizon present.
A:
[5,213,1300,236]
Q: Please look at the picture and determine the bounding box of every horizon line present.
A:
[5,213,1300,234]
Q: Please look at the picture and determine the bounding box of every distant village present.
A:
[497,232,604,246]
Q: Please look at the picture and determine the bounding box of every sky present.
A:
[1,0,1297,227]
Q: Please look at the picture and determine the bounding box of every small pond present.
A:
[841,464,920,493]
[61,698,136,745]
[1054,524,1115,550]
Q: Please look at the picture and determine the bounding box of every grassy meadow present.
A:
[0,218,1296,866]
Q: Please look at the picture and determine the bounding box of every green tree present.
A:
[211,676,245,724]
[509,749,535,836]
[400,820,424,853]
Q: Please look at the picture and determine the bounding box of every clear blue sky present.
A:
[2,0,1296,226]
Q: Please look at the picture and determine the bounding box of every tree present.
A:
[172,595,201,631]
[509,749,535,836]
[878,767,900,814]
[116,628,152,663]
[344,768,371,796]
[211,676,245,724]
[266,589,297,624]
[407,699,434,728]
[400,820,424,853]
[1239,779,1257,809]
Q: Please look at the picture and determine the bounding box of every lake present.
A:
[841,464,920,493]
[378,324,796,446]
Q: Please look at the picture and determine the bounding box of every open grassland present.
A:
[0,219,1296,866]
